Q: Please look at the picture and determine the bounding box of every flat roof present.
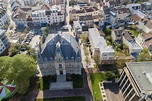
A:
[126,62,152,94]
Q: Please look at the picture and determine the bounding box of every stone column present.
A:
[121,79,129,91]
[63,70,66,75]
[56,70,59,75]
[128,93,136,101]
[119,70,125,82]
[119,74,127,87]
[123,83,131,96]
[124,88,133,100]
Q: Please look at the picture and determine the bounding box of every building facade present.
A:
[123,31,142,54]
[38,32,82,76]
[0,29,10,55]
[12,4,64,27]
[119,62,152,101]
[0,7,9,28]
[70,6,99,21]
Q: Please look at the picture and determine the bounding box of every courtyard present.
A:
[102,82,124,101]
[36,96,86,101]
[38,74,84,90]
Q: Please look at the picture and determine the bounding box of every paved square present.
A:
[103,82,124,101]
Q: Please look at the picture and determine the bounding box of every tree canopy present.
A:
[9,44,37,60]
[80,33,87,44]
[0,54,37,94]
[137,48,152,61]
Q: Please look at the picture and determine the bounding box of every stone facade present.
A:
[38,32,82,76]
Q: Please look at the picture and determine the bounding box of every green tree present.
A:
[106,35,113,45]
[0,54,37,94]
[27,48,37,60]
[122,44,129,56]
[80,34,87,44]
[85,56,90,67]
[43,27,49,36]
[137,48,152,61]
[93,54,100,64]
[103,28,111,36]
[105,71,115,81]
[115,59,127,69]
[24,27,30,34]
[8,44,36,59]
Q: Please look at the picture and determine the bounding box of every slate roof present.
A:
[40,32,81,61]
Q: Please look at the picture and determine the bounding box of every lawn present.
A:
[130,30,139,37]
[36,96,86,101]
[66,74,83,88]
[90,73,106,101]
[38,75,56,90]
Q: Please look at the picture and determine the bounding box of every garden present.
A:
[66,74,83,88]
[38,75,56,90]
[90,73,105,101]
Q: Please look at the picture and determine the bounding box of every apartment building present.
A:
[12,4,64,27]
[119,62,152,101]
[70,6,99,21]
[123,31,142,54]
[0,7,9,28]
[0,29,10,55]
[88,28,115,64]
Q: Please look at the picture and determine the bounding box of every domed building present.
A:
[38,32,82,76]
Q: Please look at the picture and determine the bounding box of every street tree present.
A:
[93,54,100,64]
[80,33,87,44]
[24,27,30,34]
[0,54,37,94]
[8,44,37,60]
[27,48,37,60]
[122,44,129,56]
[84,47,89,56]
[105,71,115,81]
[85,56,91,67]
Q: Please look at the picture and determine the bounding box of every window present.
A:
[59,64,62,69]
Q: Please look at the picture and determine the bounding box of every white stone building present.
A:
[13,4,64,27]
[38,32,82,76]
[88,28,115,64]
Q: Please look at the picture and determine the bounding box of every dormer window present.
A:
[77,57,80,60]
[71,57,74,60]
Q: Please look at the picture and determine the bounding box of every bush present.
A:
[105,71,115,81]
